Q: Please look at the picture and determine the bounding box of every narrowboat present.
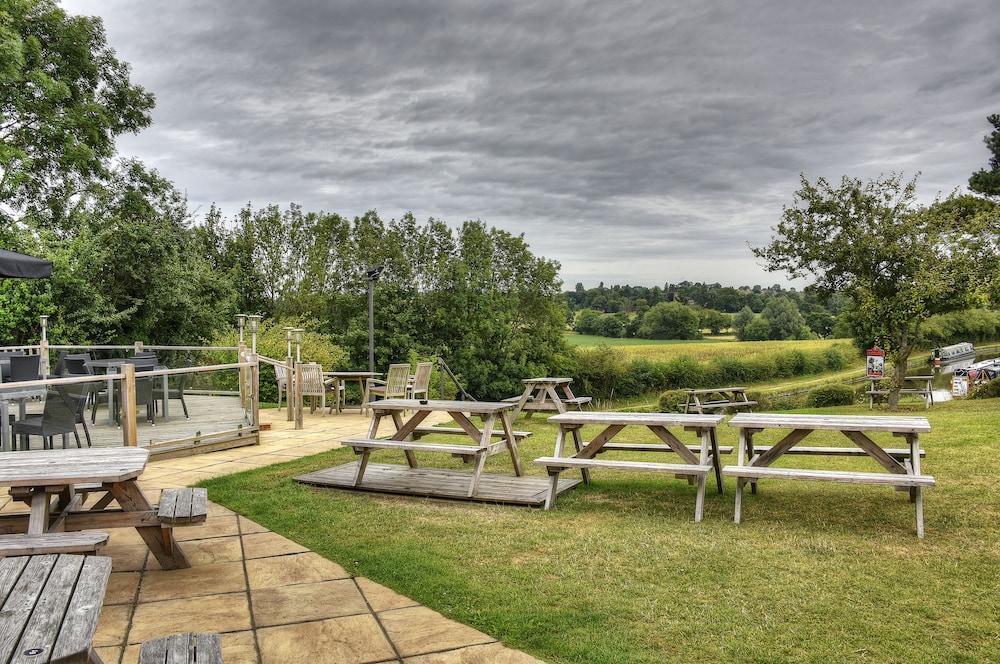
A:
[930,342,975,364]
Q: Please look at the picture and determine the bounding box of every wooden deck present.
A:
[296,462,582,506]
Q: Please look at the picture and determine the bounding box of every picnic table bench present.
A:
[0,449,204,567]
[682,387,756,414]
[534,411,726,521]
[505,378,591,419]
[866,375,935,409]
[0,553,111,663]
[139,633,223,664]
[343,399,522,498]
[724,413,935,537]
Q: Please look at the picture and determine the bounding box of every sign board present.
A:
[865,347,886,379]
[952,375,969,398]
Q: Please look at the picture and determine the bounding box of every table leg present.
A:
[161,374,169,419]
[390,411,418,467]
[28,491,50,534]
[544,470,561,509]
[108,480,190,570]
[499,411,522,476]
[0,399,9,452]
[910,433,925,538]
[546,386,567,414]
[512,386,533,420]
[707,428,723,493]
[569,427,590,484]
[107,372,116,425]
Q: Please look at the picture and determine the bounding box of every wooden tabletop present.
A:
[324,371,381,378]
[686,387,746,394]
[548,411,725,427]
[368,399,515,414]
[0,448,150,488]
[729,413,931,433]
[0,554,112,664]
[522,377,572,384]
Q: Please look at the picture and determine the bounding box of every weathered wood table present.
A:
[866,375,935,409]
[0,553,112,663]
[0,448,193,568]
[323,371,380,413]
[534,411,727,521]
[682,387,756,414]
[344,399,522,498]
[508,377,591,418]
[0,385,46,452]
[724,413,935,537]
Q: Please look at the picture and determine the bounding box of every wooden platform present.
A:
[295,462,581,506]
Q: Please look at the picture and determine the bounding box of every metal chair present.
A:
[153,368,190,419]
[12,385,85,450]
[61,357,95,447]
[0,351,25,382]
[9,355,41,382]
[408,362,433,400]
[366,363,410,412]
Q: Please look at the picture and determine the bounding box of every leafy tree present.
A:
[592,313,626,338]
[733,306,755,339]
[760,296,807,340]
[755,174,1000,408]
[804,309,835,337]
[638,302,701,340]
[573,308,602,335]
[969,114,1000,198]
[741,316,771,341]
[0,0,154,226]
[699,308,730,335]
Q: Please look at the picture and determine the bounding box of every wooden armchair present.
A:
[300,363,334,415]
[408,361,433,400]
[366,363,410,412]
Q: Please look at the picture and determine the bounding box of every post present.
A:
[294,328,303,363]
[250,354,260,431]
[367,279,375,373]
[284,327,294,359]
[248,314,261,355]
[38,315,49,377]
[236,314,247,345]
[285,355,295,422]
[121,364,138,447]
[294,361,304,430]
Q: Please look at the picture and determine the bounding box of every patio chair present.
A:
[153,366,191,419]
[275,363,288,409]
[408,361,433,400]
[366,363,410,412]
[299,363,334,414]
[0,351,25,381]
[132,358,158,424]
[9,355,41,382]
[61,357,95,447]
[12,385,85,450]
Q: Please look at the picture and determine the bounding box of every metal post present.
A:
[294,328,303,363]
[39,315,48,342]
[367,278,375,374]
[236,314,246,345]
[248,315,261,355]
[284,327,294,359]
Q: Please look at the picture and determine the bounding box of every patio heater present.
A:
[365,265,385,374]
[236,314,247,345]
[247,315,262,354]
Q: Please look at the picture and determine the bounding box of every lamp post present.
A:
[284,327,294,359]
[236,314,247,345]
[365,266,385,374]
[247,315,261,354]
[293,328,303,363]
[39,315,49,342]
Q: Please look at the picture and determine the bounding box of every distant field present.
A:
[564,333,735,347]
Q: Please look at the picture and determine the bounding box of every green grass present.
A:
[202,399,1000,663]
[564,333,734,347]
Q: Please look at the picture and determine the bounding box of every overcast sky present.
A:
[63,0,999,287]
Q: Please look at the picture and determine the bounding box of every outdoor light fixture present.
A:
[284,326,294,359]
[366,265,386,373]
[248,314,262,354]
[39,315,49,342]
[236,314,247,344]
[293,328,304,363]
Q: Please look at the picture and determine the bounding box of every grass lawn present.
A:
[202,399,1000,663]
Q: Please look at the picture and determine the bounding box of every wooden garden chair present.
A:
[408,361,433,400]
[366,363,410,413]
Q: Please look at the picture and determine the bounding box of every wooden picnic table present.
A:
[867,375,934,409]
[682,387,755,414]
[508,377,591,418]
[534,411,727,521]
[323,371,381,413]
[0,448,193,568]
[344,399,522,498]
[724,413,935,537]
[0,553,112,663]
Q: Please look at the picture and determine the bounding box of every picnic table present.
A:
[682,387,755,414]
[323,371,380,413]
[0,448,195,568]
[507,377,591,418]
[0,384,46,452]
[0,553,112,663]
[867,375,934,409]
[724,413,935,537]
[534,411,727,521]
[344,399,522,498]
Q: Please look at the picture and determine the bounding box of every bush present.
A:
[657,389,688,412]
[971,379,1000,399]
[807,384,855,407]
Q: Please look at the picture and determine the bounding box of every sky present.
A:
[63,0,1000,287]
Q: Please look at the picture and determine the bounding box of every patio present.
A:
[0,407,541,664]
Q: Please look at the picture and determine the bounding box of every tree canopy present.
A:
[969,114,1000,198]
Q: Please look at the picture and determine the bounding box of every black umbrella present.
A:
[0,249,52,279]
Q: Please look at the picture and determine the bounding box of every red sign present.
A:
[866,346,885,378]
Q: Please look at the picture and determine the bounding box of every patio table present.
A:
[0,553,112,663]
[509,377,591,418]
[0,448,192,568]
[346,399,522,497]
[0,385,47,452]
[87,358,170,423]
[323,371,380,413]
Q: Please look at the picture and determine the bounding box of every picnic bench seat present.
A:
[139,632,223,664]
[410,426,532,441]
[596,442,734,455]
[535,457,712,477]
[722,466,936,486]
[562,396,592,406]
[0,531,109,556]
[681,399,758,411]
[750,445,925,458]
[157,488,208,525]
[344,438,486,456]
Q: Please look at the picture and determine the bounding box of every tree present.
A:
[760,297,807,340]
[573,309,602,335]
[638,302,701,340]
[699,308,730,335]
[733,306,755,339]
[755,174,999,408]
[969,114,1000,198]
[1,0,154,226]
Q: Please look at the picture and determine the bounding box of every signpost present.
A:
[865,347,886,379]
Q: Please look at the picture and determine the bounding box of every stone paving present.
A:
[0,407,542,664]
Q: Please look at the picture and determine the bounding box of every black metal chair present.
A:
[153,366,190,419]
[62,357,95,447]
[12,385,85,450]
[9,355,41,382]
[132,358,158,425]
[0,351,26,382]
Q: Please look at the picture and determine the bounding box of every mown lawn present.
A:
[202,399,1000,663]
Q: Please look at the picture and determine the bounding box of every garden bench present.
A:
[509,378,591,418]
[0,553,112,663]
[725,413,934,537]
[139,632,223,664]
[535,411,725,521]
[0,531,108,557]
[866,375,934,409]
[157,488,208,525]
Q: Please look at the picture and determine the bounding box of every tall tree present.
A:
[755,174,999,408]
[1,0,154,228]
[969,114,1000,198]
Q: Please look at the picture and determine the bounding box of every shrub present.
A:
[971,379,1000,400]
[638,302,701,340]
[657,389,688,412]
[572,345,629,397]
[807,384,855,407]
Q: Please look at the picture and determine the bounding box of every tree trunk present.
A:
[889,337,912,411]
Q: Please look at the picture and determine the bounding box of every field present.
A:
[564,333,734,347]
[568,333,856,361]
[202,399,1000,663]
